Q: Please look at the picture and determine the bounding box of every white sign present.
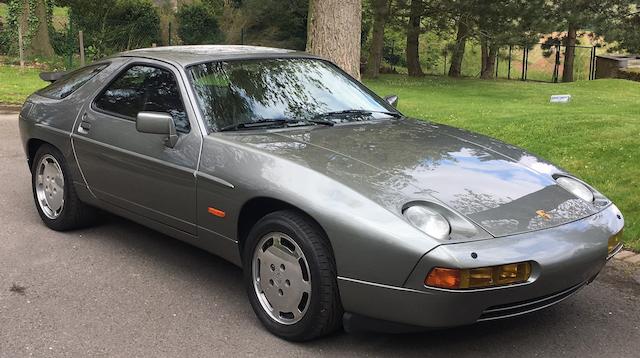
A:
[550,94,572,103]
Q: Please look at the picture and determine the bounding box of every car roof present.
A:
[118,45,320,67]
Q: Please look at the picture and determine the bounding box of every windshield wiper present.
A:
[219,118,335,132]
[312,109,401,120]
[304,119,335,126]
[219,119,289,132]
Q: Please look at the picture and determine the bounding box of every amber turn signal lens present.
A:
[425,267,461,289]
[207,207,226,218]
[608,230,623,254]
[425,262,532,289]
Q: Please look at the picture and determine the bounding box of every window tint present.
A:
[94,65,190,132]
[37,64,107,99]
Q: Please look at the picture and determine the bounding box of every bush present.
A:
[66,0,161,59]
[176,2,223,45]
[239,0,308,50]
[618,69,640,82]
[0,19,11,55]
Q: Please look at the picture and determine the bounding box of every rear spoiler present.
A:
[39,71,68,83]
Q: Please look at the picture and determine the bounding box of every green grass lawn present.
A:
[365,75,640,250]
[0,67,637,250]
[0,66,47,105]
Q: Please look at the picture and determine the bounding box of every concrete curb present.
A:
[0,104,21,113]
[613,249,640,265]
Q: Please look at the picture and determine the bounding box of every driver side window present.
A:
[94,65,190,133]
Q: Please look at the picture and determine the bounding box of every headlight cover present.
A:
[555,176,594,202]
[403,205,451,240]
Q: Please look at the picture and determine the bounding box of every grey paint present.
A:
[136,111,179,148]
[18,45,624,329]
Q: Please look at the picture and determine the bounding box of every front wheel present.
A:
[243,210,343,341]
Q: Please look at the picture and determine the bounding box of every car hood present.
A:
[223,118,606,238]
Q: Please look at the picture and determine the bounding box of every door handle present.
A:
[78,113,92,134]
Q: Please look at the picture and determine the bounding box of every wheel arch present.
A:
[26,138,51,169]
[236,196,334,259]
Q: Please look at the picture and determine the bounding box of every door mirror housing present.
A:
[384,95,399,108]
[136,111,178,148]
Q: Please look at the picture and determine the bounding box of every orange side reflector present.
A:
[425,267,461,289]
[207,207,226,218]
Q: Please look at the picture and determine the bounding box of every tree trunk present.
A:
[365,0,390,78]
[406,0,423,77]
[562,23,577,82]
[306,0,362,80]
[448,17,468,77]
[25,0,55,57]
[480,41,497,79]
[480,38,488,76]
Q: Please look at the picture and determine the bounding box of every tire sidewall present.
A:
[242,212,335,340]
[31,144,71,230]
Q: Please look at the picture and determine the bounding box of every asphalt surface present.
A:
[1,112,639,357]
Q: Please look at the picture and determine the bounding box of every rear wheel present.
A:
[31,144,96,231]
[243,210,342,341]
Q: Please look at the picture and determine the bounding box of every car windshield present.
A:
[188,58,395,131]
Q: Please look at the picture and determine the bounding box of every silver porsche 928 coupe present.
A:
[19,45,624,341]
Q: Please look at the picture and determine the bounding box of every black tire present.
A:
[242,210,343,341]
[31,144,97,231]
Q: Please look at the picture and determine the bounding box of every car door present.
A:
[72,60,202,235]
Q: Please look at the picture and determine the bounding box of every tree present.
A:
[306,0,362,79]
[7,0,55,57]
[176,2,223,45]
[448,15,469,77]
[240,0,308,50]
[472,0,548,79]
[60,0,160,58]
[405,0,423,76]
[446,0,474,77]
[365,0,391,78]
[548,0,629,82]
[601,6,640,53]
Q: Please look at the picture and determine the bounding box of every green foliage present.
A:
[600,10,640,53]
[176,2,223,45]
[1,0,55,55]
[59,0,160,59]
[366,75,640,250]
[237,0,308,50]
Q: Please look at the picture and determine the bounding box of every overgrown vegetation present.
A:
[176,2,223,45]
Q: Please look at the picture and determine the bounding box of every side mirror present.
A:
[136,111,178,148]
[384,95,399,108]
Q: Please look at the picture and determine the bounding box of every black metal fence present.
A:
[455,43,598,83]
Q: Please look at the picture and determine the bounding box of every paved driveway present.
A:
[1,113,639,357]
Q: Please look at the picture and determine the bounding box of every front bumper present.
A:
[338,204,624,330]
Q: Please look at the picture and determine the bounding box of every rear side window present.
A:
[94,65,190,133]
[37,64,107,99]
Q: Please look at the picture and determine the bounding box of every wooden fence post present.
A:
[79,31,85,66]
